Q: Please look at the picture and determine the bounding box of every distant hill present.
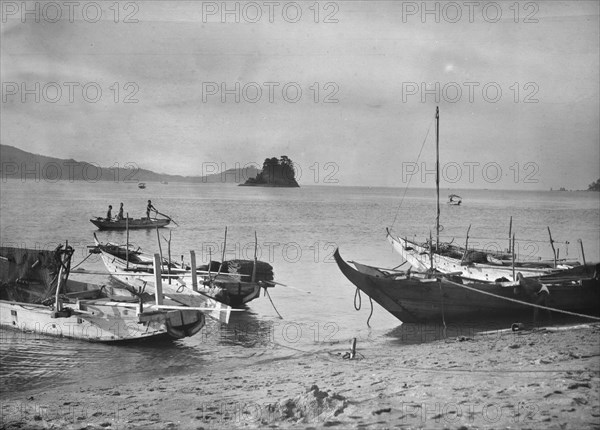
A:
[0,145,259,184]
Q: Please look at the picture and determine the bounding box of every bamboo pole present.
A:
[435,106,440,252]
[508,216,512,253]
[126,213,129,270]
[251,231,258,283]
[208,249,212,280]
[155,225,164,270]
[217,226,227,276]
[190,250,198,292]
[162,230,172,285]
[54,251,66,313]
[429,230,434,273]
[547,226,557,268]
[578,239,587,273]
[153,253,163,305]
[511,234,516,281]
[461,224,471,263]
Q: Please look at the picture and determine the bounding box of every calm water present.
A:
[1,179,599,393]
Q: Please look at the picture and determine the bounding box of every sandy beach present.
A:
[2,323,599,430]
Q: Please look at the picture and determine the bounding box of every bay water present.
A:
[1,179,598,393]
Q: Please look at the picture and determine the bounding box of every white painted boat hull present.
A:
[387,232,571,282]
[0,300,205,342]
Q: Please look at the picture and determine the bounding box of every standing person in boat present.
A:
[117,203,124,220]
[106,205,113,222]
[146,200,157,220]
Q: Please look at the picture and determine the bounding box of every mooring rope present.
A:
[354,288,374,327]
[391,115,435,230]
[264,288,283,319]
[70,252,93,270]
[353,287,362,310]
[442,278,600,321]
[366,296,374,327]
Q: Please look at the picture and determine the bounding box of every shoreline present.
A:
[3,323,599,429]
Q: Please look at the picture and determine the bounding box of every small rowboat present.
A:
[90,217,170,230]
[447,194,462,205]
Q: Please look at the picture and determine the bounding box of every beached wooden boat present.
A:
[90,217,171,230]
[92,235,272,308]
[335,107,600,324]
[334,249,600,324]
[0,246,209,342]
[387,230,578,282]
[390,107,580,282]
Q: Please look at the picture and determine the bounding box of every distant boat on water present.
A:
[447,194,462,205]
[138,182,146,189]
[90,217,171,230]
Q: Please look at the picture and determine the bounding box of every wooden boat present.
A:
[387,230,578,282]
[92,235,273,308]
[90,217,171,230]
[334,249,600,324]
[138,182,146,189]
[390,107,580,282]
[0,245,210,342]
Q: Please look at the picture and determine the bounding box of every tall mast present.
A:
[435,106,440,251]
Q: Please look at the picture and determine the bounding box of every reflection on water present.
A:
[385,314,597,345]
[0,312,315,393]
[0,327,211,393]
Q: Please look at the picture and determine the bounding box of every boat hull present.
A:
[0,246,206,342]
[102,253,260,310]
[0,300,205,342]
[95,240,234,319]
[90,218,170,230]
[334,249,600,324]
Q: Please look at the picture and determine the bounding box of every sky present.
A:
[1,1,599,190]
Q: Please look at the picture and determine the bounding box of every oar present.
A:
[155,210,179,226]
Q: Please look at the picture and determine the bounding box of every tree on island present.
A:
[588,179,600,191]
[241,155,299,187]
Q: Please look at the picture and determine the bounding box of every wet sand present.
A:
[3,324,599,429]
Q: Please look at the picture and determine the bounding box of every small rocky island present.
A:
[240,156,300,187]
[588,178,600,191]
